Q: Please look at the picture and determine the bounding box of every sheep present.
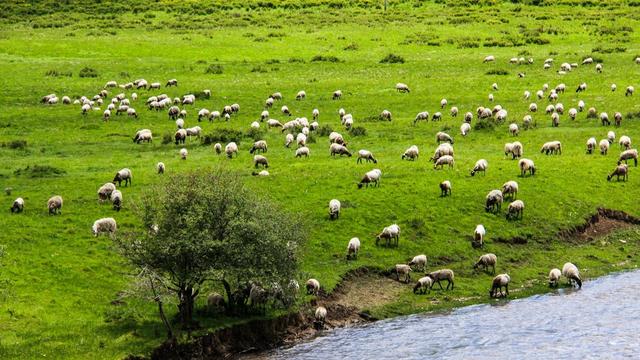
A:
[380,110,392,121]
[395,264,412,283]
[60,96,70,105]
[413,276,433,294]
[524,90,531,100]
[375,223,399,247]
[619,149,638,166]
[450,106,458,117]
[576,82,587,92]
[185,126,202,140]
[626,86,634,96]
[306,279,320,295]
[555,103,564,114]
[155,162,165,175]
[546,268,562,288]
[295,146,310,158]
[11,197,24,213]
[474,224,486,247]
[181,95,195,106]
[614,112,623,127]
[249,140,268,154]
[485,190,503,213]
[314,306,327,329]
[285,133,294,148]
[619,135,631,150]
[271,92,283,100]
[281,105,291,116]
[265,97,274,108]
[434,155,454,170]
[489,274,511,298]
[312,108,320,120]
[111,190,122,211]
[329,132,347,146]
[436,132,454,144]
[267,119,283,129]
[252,170,270,177]
[508,123,519,136]
[562,262,582,288]
[551,113,560,127]
[607,163,625,184]
[253,155,268,168]
[608,131,616,144]
[333,90,343,100]
[165,78,178,87]
[48,195,63,215]
[474,253,497,274]
[338,108,346,119]
[112,168,132,187]
[541,141,562,155]
[483,55,495,63]
[578,100,585,112]
[440,180,452,197]
[536,90,544,99]
[211,143,221,155]
[523,115,533,130]
[358,169,382,189]
[357,149,377,164]
[501,181,519,201]
[225,142,238,158]
[600,112,610,126]
[92,218,117,237]
[488,93,494,102]
[81,103,91,115]
[328,199,341,220]
[430,143,454,162]
[568,108,577,120]
[464,112,473,123]
[330,143,352,157]
[132,129,152,144]
[168,106,180,120]
[519,158,536,176]
[460,122,471,136]
[528,103,538,113]
[408,254,427,272]
[295,90,306,100]
[599,139,610,155]
[545,104,555,115]
[505,141,523,160]
[347,237,360,260]
[179,148,188,160]
[506,200,524,220]
[402,145,419,161]
[97,182,116,202]
[174,128,187,145]
[427,269,454,290]
[440,98,448,109]
[584,137,597,154]
[396,83,410,93]
[470,159,488,176]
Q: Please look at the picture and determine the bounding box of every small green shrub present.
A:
[2,140,27,149]
[78,67,98,78]
[14,165,66,178]
[379,53,405,64]
[201,129,243,145]
[162,133,173,145]
[250,66,268,73]
[45,69,72,77]
[316,125,334,137]
[245,128,265,141]
[343,43,359,51]
[205,64,223,74]
[311,55,341,63]
[288,57,306,63]
[485,69,509,75]
[348,126,367,137]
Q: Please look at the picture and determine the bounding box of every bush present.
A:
[486,69,509,75]
[79,67,98,78]
[245,128,265,141]
[2,140,27,149]
[204,64,223,74]
[14,165,66,178]
[201,129,243,146]
[316,125,334,137]
[474,118,497,131]
[310,55,341,63]
[348,126,367,137]
[288,57,306,63]
[162,133,173,145]
[250,66,268,73]
[343,43,359,51]
[45,69,72,77]
[379,53,405,64]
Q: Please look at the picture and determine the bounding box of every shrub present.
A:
[45,69,72,77]
[348,126,367,137]
[343,43,359,51]
[250,66,268,73]
[310,55,341,62]
[14,165,66,178]
[1,140,27,149]
[474,118,497,131]
[316,125,334,137]
[379,53,405,64]
[201,129,243,146]
[78,67,98,78]
[245,128,265,142]
[162,133,173,145]
[265,59,280,64]
[288,57,306,63]
[204,64,223,74]
[486,69,509,75]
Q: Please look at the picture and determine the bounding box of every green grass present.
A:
[2,0,640,358]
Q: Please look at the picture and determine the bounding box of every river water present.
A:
[268,270,640,359]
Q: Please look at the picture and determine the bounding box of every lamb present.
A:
[502,180,519,199]
[413,276,433,294]
[357,150,377,164]
[434,155,454,169]
[225,142,238,158]
[249,140,268,154]
[599,139,610,155]
[474,253,497,274]
[619,135,631,150]
[97,182,116,202]
[113,168,132,187]
[615,112,623,127]
[489,274,511,298]
[306,279,320,295]
[295,146,310,158]
[358,169,382,189]
[376,223,400,247]
[111,190,122,211]
[440,180,452,197]
[436,132,454,144]
[11,197,24,213]
[396,83,410,93]
[474,224,486,247]
[619,149,638,166]
[48,195,63,215]
[380,110,392,121]
[174,129,187,145]
[408,254,427,272]
[285,133,294,148]
[608,163,629,182]
[541,141,562,155]
[330,143,352,157]
[519,158,536,176]
[333,90,343,100]
[133,129,152,144]
[485,190,503,213]
[395,264,412,283]
[427,269,454,290]
[296,90,306,100]
[402,145,419,161]
[470,159,488,176]
[347,237,360,260]
[506,200,524,220]
[460,123,471,136]
[328,199,341,220]
[543,269,561,289]
[314,306,327,329]
[626,86,634,96]
[179,148,188,160]
[562,262,582,288]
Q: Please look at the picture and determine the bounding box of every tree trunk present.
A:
[222,279,233,315]
[156,298,174,339]
[178,287,195,328]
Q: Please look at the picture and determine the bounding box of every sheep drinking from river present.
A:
[562,262,582,288]
[549,268,561,287]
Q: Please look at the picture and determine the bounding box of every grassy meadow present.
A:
[2,0,640,358]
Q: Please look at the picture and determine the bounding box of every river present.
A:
[267,270,640,359]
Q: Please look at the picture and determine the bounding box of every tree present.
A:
[114,171,304,330]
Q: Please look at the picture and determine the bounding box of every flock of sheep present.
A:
[19,53,639,328]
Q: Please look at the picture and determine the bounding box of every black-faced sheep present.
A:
[306,279,320,295]
[607,163,629,181]
[395,264,412,283]
[328,199,341,220]
[485,190,503,213]
[396,83,410,93]
[314,306,327,329]
[97,183,116,202]
[376,223,399,247]
[619,149,638,166]
[330,143,352,157]
[11,197,24,213]
[402,145,419,161]
[111,190,122,211]
[586,137,597,154]
[548,268,561,287]
[133,129,153,144]
[440,180,452,197]
[502,180,518,200]
[470,159,488,176]
[408,254,427,272]
[174,129,187,145]
[347,237,360,260]
[357,150,377,164]
[249,140,268,154]
[506,200,524,220]
[489,274,510,298]
[562,262,582,288]
[434,155,454,170]
[113,168,132,187]
[358,169,381,189]
[48,195,63,215]
[295,147,310,158]
[436,132,454,144]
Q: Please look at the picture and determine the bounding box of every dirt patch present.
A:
[326,267,407,311]
[559,208,640,243]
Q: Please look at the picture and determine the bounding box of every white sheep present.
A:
[213,143,222,155]
[519,158,535,176]
[608,131,616,144]
[529,103,538,112]
[357,149,377,164]
[450,106,458,117]
[97,182,116,202]
[253,155,269,168]
[395,264,412,283]
[524,90,531,100]
[328,199,341,220]
[281,105,291,116]
[306,279,320,295]
[483,55,495,63]
[330,143,352,157]
[92,217,117,237]
[599,139,610,155]
[474,224,486,247]
[402,145,419,161]
[489,274,511,298]
[156,162,165,174]
[285,133,294,148]
[470,159,488,176]
[112,168,132,187]
[312,108,320,120]
[111,190,122,211]
[430,143,454,162]
[626,86,634,96]
[225,142,238,158]
[413,276,433,294]
[440,98,448,109]
[358,168,381,189]
[541,141,562,155]
[48,195,63,215]
[619,135,632,150]
[427,269,455,290]
[408,254,427,272]
[548,268,561,287]
[396,83,410,93]
[375,223,400,247]
[380,109,392,121]
[436,131,454,144]
[619,149,638,166]
[267,119,283,129]
[314,306,327,328]
[440,180,452,197]
[179,148,188,160]
[585,137,597,154]
[296,133,307,147]
[249,140,268,154]
[333,90,343,100]
[460,122,471,136]
[295,146,310,158]
[434,155,454,169]
[611,84,617,92]
[509,123,519,136]
[523,115,533,129]
[485,189,503,213]
[347,237,360,260]
[296,90,306,100]
[562,262,582,288]
[474,253,497,274]
[502,180,519,200]
[506,200,524,220]
[11,197,24,213]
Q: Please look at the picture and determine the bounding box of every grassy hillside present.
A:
[2,1,640,358]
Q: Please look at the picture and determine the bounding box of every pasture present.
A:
[2,1,640,358]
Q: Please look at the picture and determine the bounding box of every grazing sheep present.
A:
[474,253,497,274]
[104,80,117,88]
[395,264,412,283]
[174,129,187,145]
[314,306,327,329]
[619,149,638,166]
[626,86,634,96]
[376,223,400,247]
[402,145,419,161]
[330,143,352,157]
[175,118,185,129]
[413,276,433,294]
[569,108,577,120]
[524,90,531,100]
[608,163,629,182]
[396,83,410,93]
[549,268,562,287]
[179,148,188,160]
[464,112,473,123]
[430,143,454,162]
[251,170,270,177]
[489,274,511,298]
[599,139,610,155]
[97,182,116,202]
[168,106,180,120]
[523,115,533,130]
[81,103,91,115]
[285,133,295,148]
[619,135,631,150]
[380,109,392,121]
[295,146,310,158]
[600,112,610,126]
[210,111,221,122]
[488,94,494,102]
[358,169,382,189]
[460,122,471,136]
[578,101,585,112]
[545,104,555,115]
[296,133,307,147]
[296,90,306,100]
[333,90,343,100]
[562,262,582,288]
[541,141,562,155]
[111,190,122,211]
[347,237,360,260]
[312,108,320,120]
[48,195,63,215]
[504,141,523,160]
[519,158,536,176]
[485,190,503,213]
[440,180,452,197]
[434,155,454,170]
[133,129,152,144]
[267,119,283,129]
[502,181,518,200]
[470,159,488,176]
[450,106,458,117]
[428,269,455,290]
[253,155,268,168]
[436,132,454,144]
[306,279,320,295]
[357,150,377,164]
[11,197,24,213]
[157,162,165,174]
[586,137,597,154]
[113,168,132,187]
[555,103,564,114]
[474,224,486,247]
[197,109,210,122]
[551,113,560,127]
[281,105,291,116]
[576,82,587,92]
[265,97,274,108]
[225,142,238,158]
[483,55,495,63]
[608,131,616,144]
[529,103,538,112]
[506,200,524,220]
[536,90,544,99]
[214,143,222,155]
[103,109,111,121]
[185,126,202,139]
[271,92,283,100]
[440,98,448,109]
[329,132,347,146]
[328,199,341,220]
[92,218,117,237]
[615,112,623,127]
[408,254,427,272]
[165,79,178,87]
[249,140,268,154]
